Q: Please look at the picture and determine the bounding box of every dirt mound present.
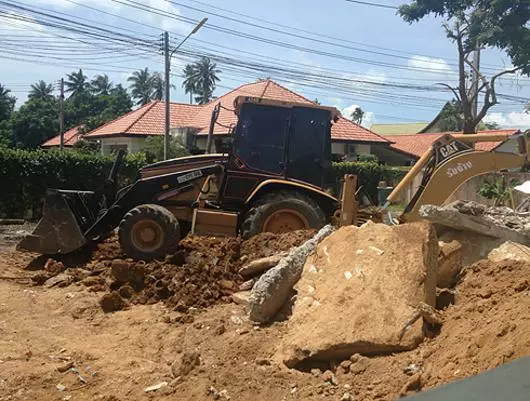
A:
[21,230,314,312]
[278,222,438,367]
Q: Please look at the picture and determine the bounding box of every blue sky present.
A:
[1,0,529,129]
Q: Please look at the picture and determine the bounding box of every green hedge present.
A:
[332,161,409,202]
[0,149,147,218]
[0,149,409,218]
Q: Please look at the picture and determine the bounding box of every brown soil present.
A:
[0,236,528,401]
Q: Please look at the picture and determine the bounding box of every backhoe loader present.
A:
[17,95,530,260]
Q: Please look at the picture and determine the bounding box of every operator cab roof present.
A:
[233,96,341,121]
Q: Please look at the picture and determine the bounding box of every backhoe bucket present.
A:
[17,190,88,254]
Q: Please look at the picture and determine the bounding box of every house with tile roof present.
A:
[83,79,390,159]
[41,125,85,148]
[375,129,521,165]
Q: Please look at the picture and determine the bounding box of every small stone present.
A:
[311,368,321,377]
[341,392,353,401]
[57,361,74,373]
[255,358,271,366]
[169,377,182,387]
[240,255,249,263]
[99,291,126,313]
[322,370,338,386]
[171,350,201,377]
[111,259,130,283]
[339,360,352,373]
[214,324,226,335]
[219,280,236,290]
[56,384,66,392]
[238,279,255,291]
[404,363,420,376]
[231,292,250,307]
[344,384,352,390]
[143,382,168,392]
[230,315,243,325]
[237,328,249,335]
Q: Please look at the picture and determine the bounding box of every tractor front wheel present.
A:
[241,191,326,239]
[118,204,180,260]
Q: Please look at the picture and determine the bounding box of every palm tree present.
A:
[183,57,221,105]
[128,68,154,106]
[28,80,54,101]
[182,64,196,104]
[91,74,112,96]
[151,72,164,101]
[350,107,364,125]
[65,69,89,97]
[0,84,16,121]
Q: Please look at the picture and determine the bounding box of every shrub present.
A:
[0,148,147,218]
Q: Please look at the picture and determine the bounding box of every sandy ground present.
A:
[0,233,529,401]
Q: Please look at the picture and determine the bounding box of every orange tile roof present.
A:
[86,101,201,138]
[41,125,84,147]
[388,129,521,158]
[85,80,389,144]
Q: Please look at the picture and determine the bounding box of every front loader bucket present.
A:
[17,190,88,254]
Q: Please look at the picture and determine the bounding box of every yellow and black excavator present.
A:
[16,96,530,260]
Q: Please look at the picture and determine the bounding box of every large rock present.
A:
[278,222,438,367]
[488,241,530,263]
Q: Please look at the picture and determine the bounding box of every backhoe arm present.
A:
[384,132,530,222]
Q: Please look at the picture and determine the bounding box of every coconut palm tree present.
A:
[28,80,54,101]
[151,72,164,101]
[128,68,154,106]
[350,107,364,125]
[65,69,89,97]
[91,74,112,96]
[182,64,196,104]
[0,84,16,121]
[183,57,221,105]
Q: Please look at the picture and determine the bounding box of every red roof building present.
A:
[41,125,84,148]
[83,79,389,157]
[373,129,521,165]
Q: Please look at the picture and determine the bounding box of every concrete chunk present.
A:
[277,222,438,367]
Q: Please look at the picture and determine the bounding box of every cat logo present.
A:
[439,141,459,158]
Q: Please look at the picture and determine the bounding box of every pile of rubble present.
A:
[28,230,315,313]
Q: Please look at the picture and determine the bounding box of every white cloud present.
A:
[408,55,452,74]
[484,111,530,129]
[341,104,376,128]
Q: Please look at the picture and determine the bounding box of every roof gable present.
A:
[41,125,84,147]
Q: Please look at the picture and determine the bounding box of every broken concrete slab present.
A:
[248,225,334,323]
[277,222,438,367]
[239,253,287,278]
[437,240,462,288]
[419,205,530,245]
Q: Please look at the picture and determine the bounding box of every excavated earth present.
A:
[0,228,529,400]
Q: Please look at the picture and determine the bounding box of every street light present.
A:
[164,17,208,160]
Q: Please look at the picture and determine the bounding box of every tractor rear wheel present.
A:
[241,191,326,239]
[118,204,180,260]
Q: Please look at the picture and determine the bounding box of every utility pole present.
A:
[164,31,170,161]
[470,47,481,121]
[59,78,64,151]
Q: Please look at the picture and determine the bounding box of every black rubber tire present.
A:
[240,190,327,239]
[118,204,180,261]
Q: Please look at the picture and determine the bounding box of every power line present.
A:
[344,0,398,10]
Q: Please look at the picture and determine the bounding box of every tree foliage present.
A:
[29,80,54,101]
[142,135,189,162]
[0,84,16,122]
[350,107,364,125]
[399,0,530,133]
[182,57,221,104]
[128,68,155,106]
[65,69,89,97]
[11,98,59,149]
[90,74,112,96]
